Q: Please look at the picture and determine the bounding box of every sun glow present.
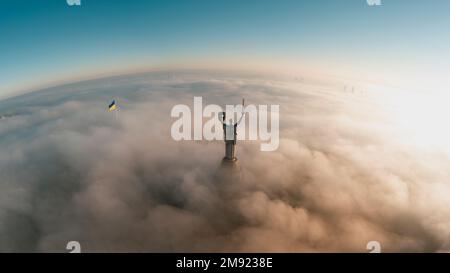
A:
[370,85,450,153]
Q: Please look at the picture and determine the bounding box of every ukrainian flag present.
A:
[108,100,117,111]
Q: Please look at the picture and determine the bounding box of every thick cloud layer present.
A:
[0,70,449,252]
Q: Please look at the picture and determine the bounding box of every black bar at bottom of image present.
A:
[2,253,448,272]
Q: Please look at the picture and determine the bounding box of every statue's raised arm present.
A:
[218,111,226,125]
[235,98,246,126]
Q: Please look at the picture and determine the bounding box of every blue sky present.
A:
[1,0,450,97]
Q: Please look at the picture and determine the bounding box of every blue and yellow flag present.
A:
[108,100,117,111]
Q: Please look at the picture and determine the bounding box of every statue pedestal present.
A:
[215,157,241,184]
[213,157,242,201]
